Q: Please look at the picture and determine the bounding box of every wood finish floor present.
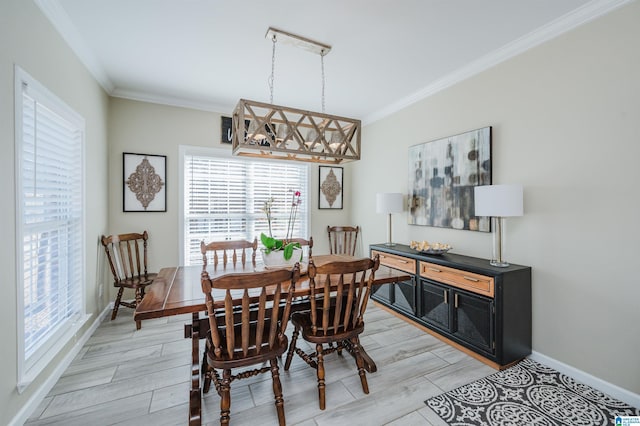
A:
[25,302,498,425]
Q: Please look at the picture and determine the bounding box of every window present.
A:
[15,66,87,390]
[180,146,309,265]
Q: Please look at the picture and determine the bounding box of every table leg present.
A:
[189,312,201,426]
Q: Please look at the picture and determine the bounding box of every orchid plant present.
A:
[260,190,302,260]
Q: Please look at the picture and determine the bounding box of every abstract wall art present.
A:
[408,127,491,231]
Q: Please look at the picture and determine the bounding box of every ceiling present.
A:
[37,0,621,123]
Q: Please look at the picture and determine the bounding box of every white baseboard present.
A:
[529,351,640,408]
[9,304,112,426]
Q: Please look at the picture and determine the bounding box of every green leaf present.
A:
[260,232,276,250]
[282,242,302,260]
[283,243,293,260]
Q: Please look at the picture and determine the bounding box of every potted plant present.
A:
[260,190,303,268]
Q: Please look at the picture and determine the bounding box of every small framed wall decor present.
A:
[221,115,272,145]
[123,152,166,212]
[319,166,343,209]
[220,116,234,144]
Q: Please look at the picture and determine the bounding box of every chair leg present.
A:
[202,351,212,394]
[351,337,369,394]
[135,287,143,306]
[219,368,232,425]
[316,343,326,410]
[270,358,286,426]
[284,325,300,371]
[134,287,143,330]
[111,287,124,320]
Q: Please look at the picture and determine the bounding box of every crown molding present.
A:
[35,0,114,93]
[36,0,632,121]
[363,0,633,125]
[111,88,231,115]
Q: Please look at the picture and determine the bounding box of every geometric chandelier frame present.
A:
[232,98,361,164]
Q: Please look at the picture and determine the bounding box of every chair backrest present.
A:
[327,226,360,256]
[285,236,313,258]
[201,238,258,268]
[101,231,150,283]
[201,264,301,360]
[307,255,380,336]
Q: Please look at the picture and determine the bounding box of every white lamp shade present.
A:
[474,184,523,217]
[376,193,404,214]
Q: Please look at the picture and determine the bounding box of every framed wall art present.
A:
[319,166,343,209]
[220,116,234,144]
[123,152,166,212]
[221,115,273,146]
[408,126,491,231]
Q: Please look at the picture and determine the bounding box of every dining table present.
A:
[134,254,411,426]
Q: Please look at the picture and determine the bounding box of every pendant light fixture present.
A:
[232,28,361,164]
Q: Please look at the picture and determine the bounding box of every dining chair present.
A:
[327,225,360,256]
[201,264,301,425]
[286,236,313,258]
[200,238,258,268]
[101,231,157,330]
[284,255,380,410]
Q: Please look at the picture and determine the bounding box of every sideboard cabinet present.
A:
[370,243,531,368]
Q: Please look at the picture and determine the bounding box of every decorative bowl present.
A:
[409,240,452,255]
[417,247,452,255]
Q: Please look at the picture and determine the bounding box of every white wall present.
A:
[0,1,109,423]
[353,1,640,395]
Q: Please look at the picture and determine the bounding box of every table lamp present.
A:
[376,193,403,246]
[474,184,523,267]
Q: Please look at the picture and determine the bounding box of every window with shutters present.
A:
[15,66,87,391]
[180,146,309,265]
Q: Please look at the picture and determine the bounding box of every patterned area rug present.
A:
[425,358,640,425]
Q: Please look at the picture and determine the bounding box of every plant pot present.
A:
[261,248,303,269]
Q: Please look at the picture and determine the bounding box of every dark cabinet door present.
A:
[452,290,494,354]
[392,277,416,315]
[371,281,393,305]
[419,279,450,332]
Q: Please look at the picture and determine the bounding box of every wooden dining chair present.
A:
[327,225,360,256]
[101,231,157,330]
[200,238,258,268]
[201,264,301,425]
[286,236,313,258]
[284,255,380,410]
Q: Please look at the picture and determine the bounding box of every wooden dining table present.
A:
[134,254,410,426]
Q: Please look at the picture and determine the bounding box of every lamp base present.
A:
[383,242,396,246]
[489,217,510,268]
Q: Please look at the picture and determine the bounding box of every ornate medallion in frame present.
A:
[319,166,343,209]
[123,152,167,212]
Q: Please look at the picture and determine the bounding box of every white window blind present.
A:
[15,66,86,389]
[183,150,309,265]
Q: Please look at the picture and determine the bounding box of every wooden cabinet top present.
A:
[370,243,531,278]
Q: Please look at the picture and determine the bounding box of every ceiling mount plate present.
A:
[266,27,331,56]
